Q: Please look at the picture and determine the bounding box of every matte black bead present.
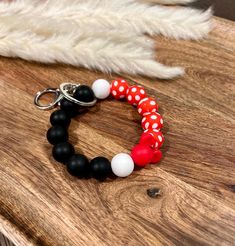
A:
[66,154,90,177]
[74,85,95,103]
[90,157,112,180]
[47,126,68,145]
[50,109,71,127]
[52,142,75,163]
[60,99,79,118]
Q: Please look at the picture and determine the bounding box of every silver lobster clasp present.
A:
[34,83,97,110]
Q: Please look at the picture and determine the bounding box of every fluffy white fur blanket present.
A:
[0,0,212,78]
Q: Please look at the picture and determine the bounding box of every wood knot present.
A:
[227,185,235,193]
[147,188,161,199]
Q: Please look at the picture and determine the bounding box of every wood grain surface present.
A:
[0,17,235,246]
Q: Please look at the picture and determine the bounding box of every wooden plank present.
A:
[0,17,234,246]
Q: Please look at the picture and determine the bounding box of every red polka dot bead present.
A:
[126,85,146,106]
[110,81,164,166]
[110,78,129,100]
[137,97,158,116]
[141,112,164,130]
[35,78,165,181]
[140,129,164,149]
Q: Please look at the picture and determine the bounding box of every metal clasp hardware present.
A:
[34,83,97,110]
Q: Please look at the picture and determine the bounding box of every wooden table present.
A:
[0,17,235,246]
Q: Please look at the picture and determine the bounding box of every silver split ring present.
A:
[59,83,97,107]
[34,83,97,110]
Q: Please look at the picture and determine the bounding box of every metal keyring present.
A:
[34,83,97,110]
[34,88,63,110]
[59,83,97,107]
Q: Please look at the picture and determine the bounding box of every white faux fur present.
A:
[0,25,183,78]
[0,0,212,78]
[0,0,212,40]
[139,0,195,4]
[0,15,155,51]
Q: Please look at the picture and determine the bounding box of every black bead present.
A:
[90,157,112,180]
[50,109,71,127]
[47,126,68,145]
[66,154,90,177]
[52,142,75,163]
[60,99,79,118]
[74,85,95,103]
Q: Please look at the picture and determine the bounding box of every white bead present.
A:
[111,153,134,178]
[92,79,110,99]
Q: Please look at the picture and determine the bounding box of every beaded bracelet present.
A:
[34,79,164,180]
